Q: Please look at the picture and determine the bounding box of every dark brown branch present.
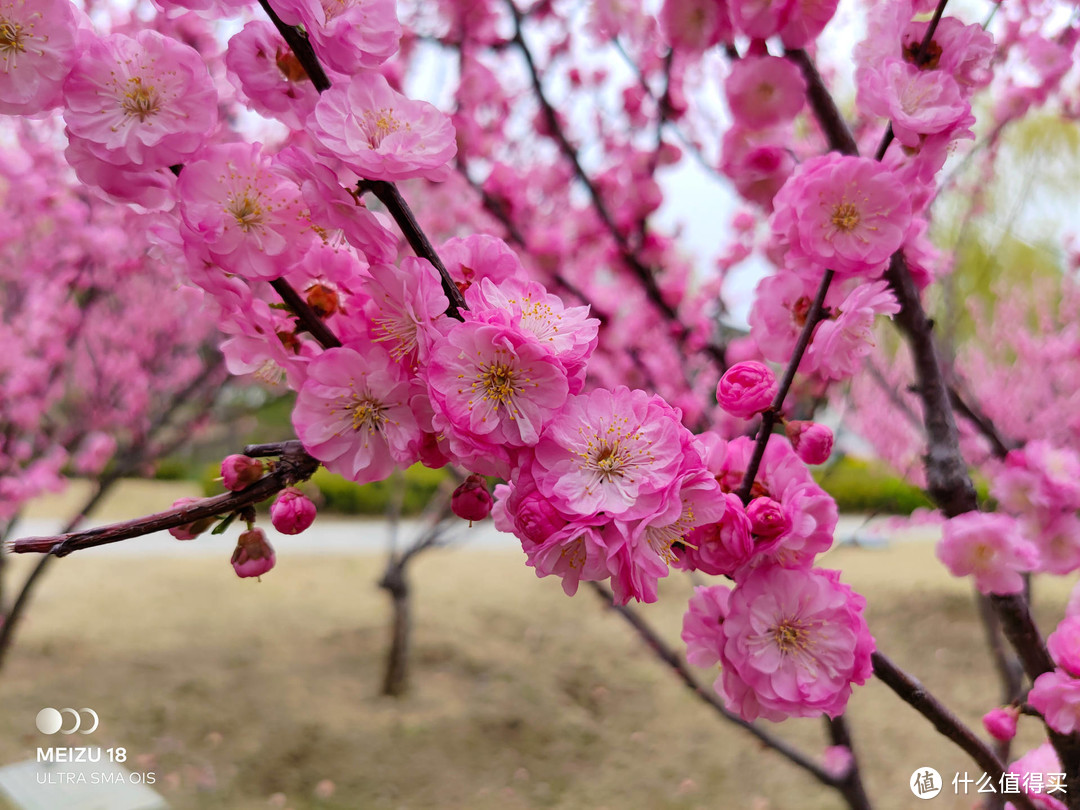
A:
[359,180,467,320]
[872,652,1039,810]
[736,270,834,503]
[587,582,842,791]
[824,716,873,810]
[269,278,343,349]
[7,442,319,556]
[785,50,858,157]
[256,0,331,92]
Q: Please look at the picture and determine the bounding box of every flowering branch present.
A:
[6,441,319,556]
[270,278,343,349]
[256,0,331,92]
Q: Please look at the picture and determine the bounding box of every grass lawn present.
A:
[0,536,1073,810]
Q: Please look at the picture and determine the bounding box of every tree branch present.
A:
[270,278,343,349]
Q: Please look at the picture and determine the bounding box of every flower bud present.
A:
[452,474,493,523]
[168,497,216,540]
[822,745,854,780]
[270,487,317,535]
[786,420,834,465]
[305,283,340,318]
[747,496,791,540]
[231,528,276,578]
[716,361,777,419]
[982,706,1018,741]
[221,454,264,491]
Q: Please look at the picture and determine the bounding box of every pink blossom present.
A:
[730,0,793,40]
[524,524,613,597]
[231,528,276,578]
[1007,743,1067,810]
[271,0,400,75]
[676,492,754,576]
[0,0,78,115]
[719,126,795,209]
[440,234,525,292]
[725,56,806,130]
[717,565,874,722]
[860,59,969,149]
[983,706,1019,742]
[226,21,320,130]
[292,344,419,484]
[466,277,599,393]
[771,154,912,278]
[360,258,449,368]
[452,474,494,522]
[426,314,569,476]
[221,454,265,491]
[73,432,117,476]
[270,487,317,535]
[936,511,1039,595]
[786,421,833,465]
[307,71,456,183]
[748,270,833,362]
[716,361,777,419]
[1048,616,1080,678]
[806,281,901,380]
[746,496,791,539]
[658,0,732,51]
[779,0,839,48]
[1030,670,1080,735]
[533,386,687,521]
[681,584,731,669]
[63,30,217,169]
[1029,512,1080,576]
[177,142,312,281]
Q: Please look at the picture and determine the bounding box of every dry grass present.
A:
[0,538,1073,810]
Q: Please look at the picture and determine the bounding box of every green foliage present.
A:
[152,457,191,481]
[813,456,933,515]
[200,461,449,516]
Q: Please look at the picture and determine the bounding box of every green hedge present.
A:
[201,461,449,516]
[812,457,932,515]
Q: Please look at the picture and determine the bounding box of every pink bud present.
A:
[270,487,317,535]
[221,454,265,491]
[231,528,276,578]
[746,496,791,540]
[716,361,777,419]
[822,745,853,780]
[168,497,216,541]
[452,474,493,522]
[982,706,1018,741]
[786,421,834,465]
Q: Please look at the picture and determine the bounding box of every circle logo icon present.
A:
[911,767,943,799]
[35,708,63,735]
[35,707,99,735]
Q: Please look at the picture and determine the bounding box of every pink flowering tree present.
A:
[6,0,1080,808]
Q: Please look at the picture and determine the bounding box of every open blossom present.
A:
[1030,670,1080,735]
[681,584,731,669]
[440,234,525,292]
[658,0,732,51]
[292,344,419,484]
[177,142,312,281]
[1006,743,1067,810]
[226,21,320,130]
[64,30,217,169]
[806,281,901,380]
[360,258,449,368]
[720,126,795,209]
[725,56,806,130]
[718,565,874,722]
[771,154,912,278]
[533,387,687,521]
[271,0,400,75]
[675,492,754,576]
[716,361,776,419]
[937,511,1039,595]
[426,314,569,476]
[860,59,968,149]
[0,0,78,115]
[307,71,456,183]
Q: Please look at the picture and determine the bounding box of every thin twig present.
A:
[269,278,343,349]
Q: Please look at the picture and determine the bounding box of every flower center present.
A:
[771,619,809,654]
[122,77,161,122]
[478,362,518,405]
[351,396,387,433]
[362,108,406,149]
[0,19,25,55]
[227,195,264,232]
[831,203,860,232]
